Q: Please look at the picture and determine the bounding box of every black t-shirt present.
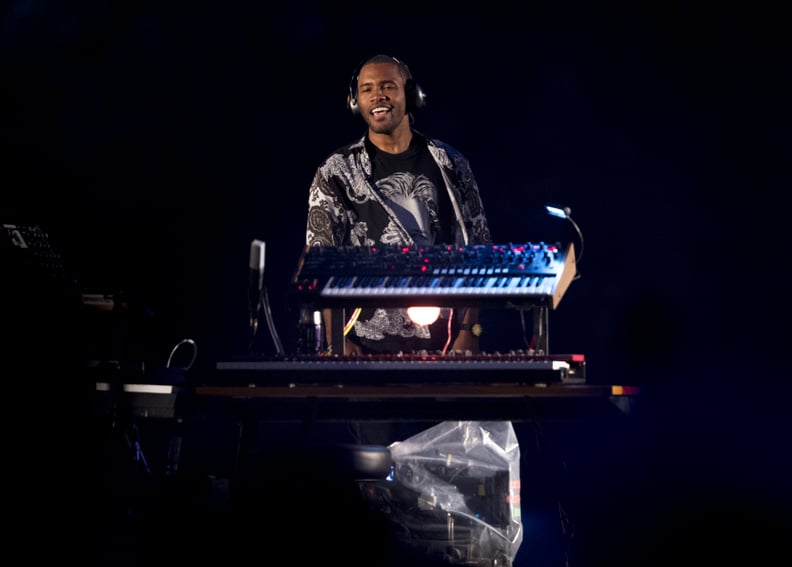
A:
[366,134,454,245]
[350,135,458,354]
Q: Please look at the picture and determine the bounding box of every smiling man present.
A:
[305,54,492,359]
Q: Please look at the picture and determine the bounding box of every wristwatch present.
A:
[458,322,483,337]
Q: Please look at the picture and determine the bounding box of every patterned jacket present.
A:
[306,132,492,248]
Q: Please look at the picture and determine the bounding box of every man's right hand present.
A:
[343,340,364,356]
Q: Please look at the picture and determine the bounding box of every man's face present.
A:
[354,62,409,134]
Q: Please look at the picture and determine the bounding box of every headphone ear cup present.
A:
[348,93,360,115]
[405,79,426,113]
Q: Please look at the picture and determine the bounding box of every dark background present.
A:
[3,2,791,565]
[3,3,789,382]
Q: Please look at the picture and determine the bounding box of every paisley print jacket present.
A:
[306,132,491,248]
[305,132,492,352]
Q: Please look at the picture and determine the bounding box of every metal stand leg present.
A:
[330,307,346,355]
[532,305,550,355]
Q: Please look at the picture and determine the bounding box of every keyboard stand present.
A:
[504,302,551,355]
[533,304,550,354]
[329,307,347,355]
[326,304,550,356]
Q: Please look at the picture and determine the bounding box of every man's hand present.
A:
[451,331,479,354]
[343,340,364,356]
[451,306,481,354]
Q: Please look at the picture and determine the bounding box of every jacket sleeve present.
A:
[453,152,493,245]
[306,164,346,247]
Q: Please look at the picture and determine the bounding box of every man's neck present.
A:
[368,124,413,154]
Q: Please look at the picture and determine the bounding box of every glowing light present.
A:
[611,385,640,396]
[545,204,571,219]
[406,306,441,325]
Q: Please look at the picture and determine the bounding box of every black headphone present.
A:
[347,55,427,115]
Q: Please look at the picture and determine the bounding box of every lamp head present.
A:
[544,203,584,269]
[545,205,572,220]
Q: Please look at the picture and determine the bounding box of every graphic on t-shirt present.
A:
[377,172,438,246]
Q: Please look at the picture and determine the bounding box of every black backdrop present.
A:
[4,4,788,384]
[3,3,791,564]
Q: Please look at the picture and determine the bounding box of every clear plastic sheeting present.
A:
[364,421,523,566]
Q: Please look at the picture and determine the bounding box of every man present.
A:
[300,61,502,560]
[306,54,492,356]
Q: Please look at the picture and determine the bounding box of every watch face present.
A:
[461,322,483,337]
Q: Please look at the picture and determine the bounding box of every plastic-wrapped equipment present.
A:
[363,420,523,566]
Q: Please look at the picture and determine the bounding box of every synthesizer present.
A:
[215,352,586,386]
[289,241,577,309]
